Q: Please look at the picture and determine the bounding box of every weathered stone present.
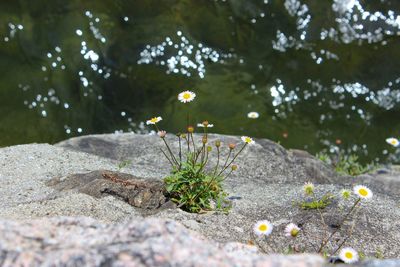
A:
[54,133,400,258]
[288,149,346,184]
[0,143,140,222]
[356,167,400,198]
[353,259,400,267]
[0,216,326,267]
[0,133,399,264]
[56,133,400,196]
[47,170,167,209]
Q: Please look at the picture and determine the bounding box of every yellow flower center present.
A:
[150,117,158,123]
[258,224,268,232]
[391,140,397,145]
[245,137,252,143]
[359,188,368,197]
[345,252,353,259]
[291,228,299,237]
[183,93,191,99]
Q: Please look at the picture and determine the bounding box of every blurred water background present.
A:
[1,0,400,163]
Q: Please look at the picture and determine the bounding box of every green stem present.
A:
[186,109,190,153]
[318,198,361,253]
[200,128,207,165]
[178,136,182,170]
[312,193,328,253]
[213,146,220,176]
[218,143,247,176]
[160,148,174,167]
[154,124,179,167]
[196,148,209,176]
[162,138,179,166]
[194,146,203,165]
[221,169,233,181]
[190,133,197,164]
[220,149,232,174]
[194,143,203,164]
[186,135,190,154]
[331,206,361,255]
[195,127,207,164]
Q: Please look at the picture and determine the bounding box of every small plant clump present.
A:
[298,182,334,210]
[117,159,132,171]
[147,90,254,213]
[316,152,377,176]
[300,194,334,210]
[251,183,375,264]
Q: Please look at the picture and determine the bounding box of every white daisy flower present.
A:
[197,122,214,128]
[303,182,314,196]
[284,223,300,238]
[241,136,255,145]
[253,220,273,236]
[339,247,359,264]
[247,112,259,119]
[146,116,162,125]
[353,185,373,200]
[386,137,399,147]
[178,90,196,103]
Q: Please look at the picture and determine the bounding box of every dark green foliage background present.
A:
[1,0,400,163]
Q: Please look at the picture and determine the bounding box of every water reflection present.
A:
[0,0,399,163]
[138,31,230,78]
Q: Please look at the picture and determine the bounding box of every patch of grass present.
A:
[375,249,384,259]
[316,152,332,165]
[299,194,334,210]
[117,159,132,171]
[164,153,226,213]
[316,153,378,176]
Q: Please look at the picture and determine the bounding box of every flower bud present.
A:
[157,130,167,138]
[231,164,238,171]
[215,140,221,147]
[207,146,212,152]
[341,189,351,200]
[303,182,314,196]
[187,126,194,133]
[180,133,187,139]
[202,136,208,144]
[228,143,236,150]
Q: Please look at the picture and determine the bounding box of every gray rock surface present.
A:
[0,216,326,267]
[47,170,167,210]
[56,133,343,185]
[0,143,140,222]
[57,133,400,196]
[356,167,400,198]
[55,133,400,257]
[353,259,400,267]
[0,133,399,266]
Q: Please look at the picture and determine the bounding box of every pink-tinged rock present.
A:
[0,216,325,267]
